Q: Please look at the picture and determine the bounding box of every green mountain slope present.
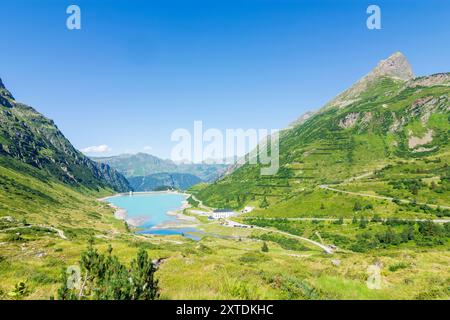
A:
[0,57,449,301]
[194,53,450,219]
[0,156,124,233]
[0,79,130,193]
[0,76,132,231]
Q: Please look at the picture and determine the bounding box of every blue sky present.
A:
[1,0,449,158]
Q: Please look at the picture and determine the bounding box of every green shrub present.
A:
[129,241,159,250]
[5,233,26,242]
[359,217,368,229]
[239,252,270,264]
[261,242,269,252]
[57,241,159,300]
[187,196,199,207]
[30,273,58,284]
[279,276,321,300]
[388,262,410,272]
[8,282,28,299]
[221,279,253,299]
[251,233,308,251]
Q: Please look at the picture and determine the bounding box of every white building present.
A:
[212,209,236,219]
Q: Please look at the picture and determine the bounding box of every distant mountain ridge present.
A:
[128,173,202,191]
[0,77,130,192]
[93,153,228,191]
[93,153,178,177]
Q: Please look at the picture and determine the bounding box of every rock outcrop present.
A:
[324,52,414,110]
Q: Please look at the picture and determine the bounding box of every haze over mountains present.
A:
[93,153,228,191]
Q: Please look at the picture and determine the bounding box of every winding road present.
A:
[189,172,450,254]
[255,225,334,254]
[243,216,450,223]
[188,196,335,254]
[0,224,67,240]
[224,218,334,254]
[319,184,450,210]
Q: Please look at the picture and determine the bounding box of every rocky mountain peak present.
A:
[367,51,414,81]
[322,52,415,110]
[289,110,316,127]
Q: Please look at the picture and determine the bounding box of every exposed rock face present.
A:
[361,112,373,124]
[408,95,448,123]
[408,96,438,123]
[389,94,448,133]
[369,51,414,81]
[389,112,406,132]
[290,110,316,127]
[0,77,130,192]
[408,129,433,149]
[324,52,414,110]
[338,112,359,128]
[407,73,450,88]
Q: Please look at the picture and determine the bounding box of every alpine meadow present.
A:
[1,51,449,300]
[0,0,449,303]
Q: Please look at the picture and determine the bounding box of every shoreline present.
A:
[98,191,196,229]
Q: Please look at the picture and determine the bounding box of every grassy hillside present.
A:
[0,80,130,193]
[0,157,125,234]
[194,72,450,220]
[1,130,448,300]
[0,76,132,238]
[1,212,449,300]
[1,55,448,300]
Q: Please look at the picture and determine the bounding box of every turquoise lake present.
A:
[106,193,200,240]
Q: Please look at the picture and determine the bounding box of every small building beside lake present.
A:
[211,209,237,219]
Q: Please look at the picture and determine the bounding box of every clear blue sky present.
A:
[1,0,449,158]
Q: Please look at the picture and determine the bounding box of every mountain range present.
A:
[93,153,227,191]
[1,51,448,216]
[0,51,449,300]
[194,52,450,217]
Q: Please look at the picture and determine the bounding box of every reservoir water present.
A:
[106,193,201,240]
